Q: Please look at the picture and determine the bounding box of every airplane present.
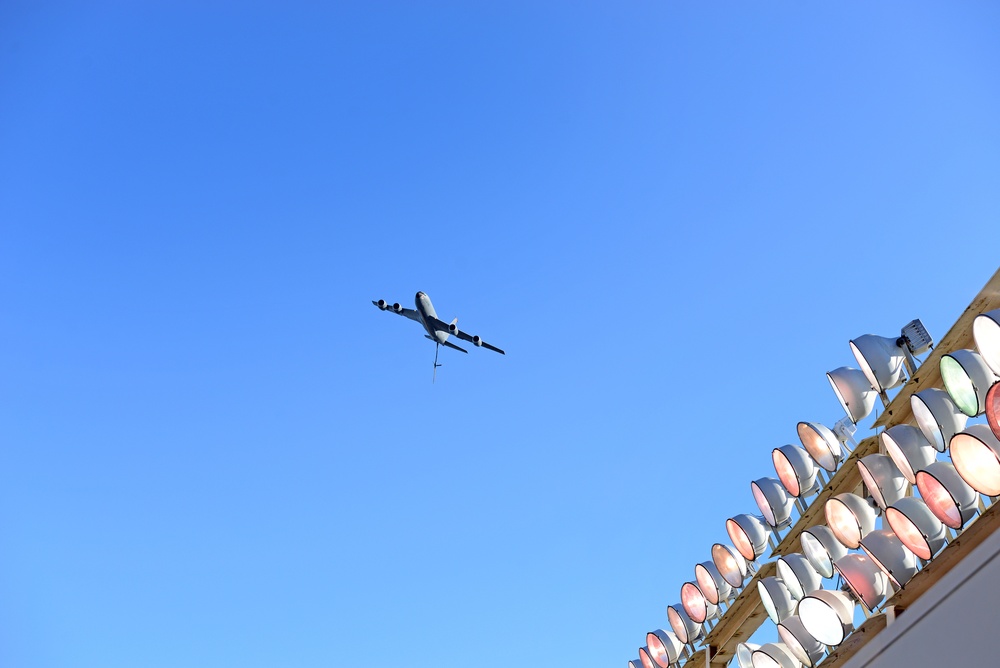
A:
[373,291,505,381]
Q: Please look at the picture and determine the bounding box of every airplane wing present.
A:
[428,316,506,355]
[372,300,421,322]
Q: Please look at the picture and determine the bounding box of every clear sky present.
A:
[2,3,1000,668]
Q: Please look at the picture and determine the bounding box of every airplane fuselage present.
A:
[415,291,448,343]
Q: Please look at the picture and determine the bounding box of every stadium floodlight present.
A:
[712,543,749,588]
[834,553,890,611]
[638,646,657,668]
[911,388,968,452]
[798,589,856,646]
[941,349,999,417]
[777,615,825,667]
[773,444,821,497]
[695,561,734,605]
[680,581,717,624]
[646,630,683,668]
[881,423,936,484]
[628,658,643,668]
[735,643,761,668]
[727,514,772,561]
[988,382,1000,441]
[950,424,1000,496]
[797,421,845,472]
[850,335,907,395]
[827,366,877,423]
[758,576,797,624]
[973,309,1000,376]
[776,553,823,601]
[915,461,978,529]
[885,496,947,560]
[751,642,801,668]
[801,525,848,579]
[666,604,702,645]
[825,492,876,549]
[860,529,918,588]
[752,477,796,529]
[857,453,908,510]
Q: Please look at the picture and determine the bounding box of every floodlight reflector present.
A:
[973,309,1000,377]
[850,334,907,393]
[695,561,733,605]
[885,496,947,560]
[751,642,800,668]
[941,349,998,417]
[825,492,876,549]
[881,423,935,484]
[857,453,907,510]
[776,553,822,601]
[860,529,918,588]
[798,589,856,646]
[727,514,771,561]
[628,658,642,668]
[797,421,842,472]
[987,382,1000,442]
[951,423,1000,496]
[834,553,889,611]
[827,366,877,423]
[666,604,701,645]
[712,543,749,588]
[639,646,658,668]
[736,643,761,668]
[752,477,796,529]
[916,461,978,529]
[680,581,716,624]
[646,630,682,668]
[800,525,847,579]
[758,576,796,624]
[777,615,825,667]
[911,388,967,452]
[773,444,820,497]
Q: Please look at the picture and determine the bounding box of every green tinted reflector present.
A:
[941,356,978,417]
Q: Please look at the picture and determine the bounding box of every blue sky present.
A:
[2,3,1000,668]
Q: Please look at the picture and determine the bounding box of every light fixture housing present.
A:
[951,423,1000,496]
[881,423,936,484]
[751,642,801,668]
[711,543,749,588]
[777,615,825,667]
[910,388,968,452]
[857,453,908,510]
[752,477,796,529]
[773,444,821,497]
[776,552,823,601]
[825,492,876,549]
[798,588,856,647]
[680,581,717,624]
[735,643,761,668]
[834,553,890,611]
[941,348,999,417]
[666,604,702,645]
[850,334,908,394]
[800,524,848,579]
[916,461,978,529]
[827,366,877,423]
[885,496,947,560]
[727,514,771,561]
[973,309,1000,377]
[695,560,733,605]
[797,421,843,472]
[638,646,657,668]
[645,630,683,668]
[859,529,918,588]
[628,659,643,668]
[758,576,796,624]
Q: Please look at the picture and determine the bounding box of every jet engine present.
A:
[449,322,459,335]
[473,335,484,347]
[391,303,403,313]
[376,299,388,310]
